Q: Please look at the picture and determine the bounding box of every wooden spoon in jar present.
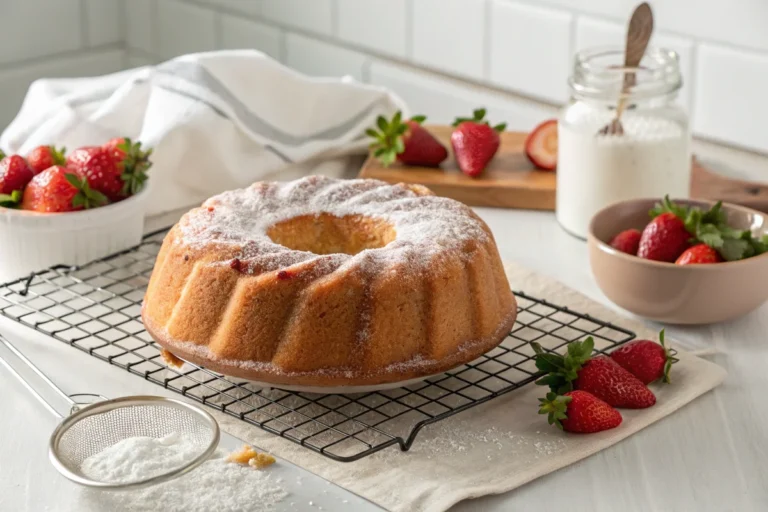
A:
[598,2,654,136]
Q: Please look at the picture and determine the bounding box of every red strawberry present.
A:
[539,390,622,433]
[0,155,34,195]
[609,228,642,255]
[533,337,656,409]
[21,165,107,213]
[367,112,447,167]
[675,243,723,265]
[102,138,152,196]
[67,146,124,199]
[637,212,691,262]
[524,119,557,170]
[103,137,128,160]
[575,356,656,408]
[610,329,679,384]
[26,145,66,175]
[451,108,506,177]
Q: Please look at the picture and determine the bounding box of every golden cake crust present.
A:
[141,176,517,388]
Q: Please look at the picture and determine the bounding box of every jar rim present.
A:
[569,46,682,100]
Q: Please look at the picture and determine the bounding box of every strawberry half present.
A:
[451,108,506,177]
[21,165,107,213]
[26,145,66,175]
[539,390,622,433]
[367,112,448,167]
[525,119,557,170]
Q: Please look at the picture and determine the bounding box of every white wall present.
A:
[0,0,126,127]
[4,0,767,156]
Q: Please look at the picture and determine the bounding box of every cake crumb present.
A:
[160,349,184,369]
[248,452,276,469]
[226,445,276,469]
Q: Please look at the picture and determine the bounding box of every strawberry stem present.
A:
[65,173,108,209]
[366,111,427,167]
[0,189,21,208]
[117,138,152,196]
[658,329,679,384]
[538,392,572,429]
[532,338,594,394]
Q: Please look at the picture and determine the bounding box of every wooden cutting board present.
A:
[358,126,556,210]
[359,125,768,213]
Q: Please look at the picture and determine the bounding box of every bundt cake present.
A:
[141,176,517,387]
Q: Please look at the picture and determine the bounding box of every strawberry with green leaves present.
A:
[103,137,152,196]
[532,337,656,409]
[610,329,679,384]
[0,154,34,207]
[21,166,107,213]
[26,145,66,175]
[451,108,506,177]
[367,112,448,167]
[539,390,622,433]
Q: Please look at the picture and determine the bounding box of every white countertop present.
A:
[2,159,767,511]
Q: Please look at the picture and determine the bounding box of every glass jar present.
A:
[557,47,691,239]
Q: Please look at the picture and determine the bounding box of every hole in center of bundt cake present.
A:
[267,213,396,255]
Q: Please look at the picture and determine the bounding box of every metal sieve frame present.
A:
[0,227,636,462]
[49,395,220,490]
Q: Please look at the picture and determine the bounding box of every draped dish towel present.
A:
[0,50,405,216]
[203,262,726,512]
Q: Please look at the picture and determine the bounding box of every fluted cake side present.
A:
[141,176,517,387]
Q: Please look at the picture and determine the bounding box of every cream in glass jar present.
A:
[557,47,691,239]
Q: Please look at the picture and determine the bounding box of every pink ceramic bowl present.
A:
[588,198,768,324]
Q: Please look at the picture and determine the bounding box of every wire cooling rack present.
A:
[0,228,635,462]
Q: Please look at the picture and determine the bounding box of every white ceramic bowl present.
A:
[0,184,151,283]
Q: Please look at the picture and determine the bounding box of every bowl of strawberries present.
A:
[0,138,152,283]
[588,196,768,324]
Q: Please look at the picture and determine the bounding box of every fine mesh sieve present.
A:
[50,396,220,490]
[0,334,219,490]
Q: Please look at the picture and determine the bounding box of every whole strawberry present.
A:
[0,154,34,195]
[609,228,642,255]
[610,329,678,384]
[539,390,622,433]
[532,337,656,409]
[676,243,723,265]
[637,212,691,262]
[21,165,107,213]
[67,146,125,200]
[26,145,66,175]
[575,356,656,408]
[451,108,506,177]
[367,112,448,167]
[103,137,152,196]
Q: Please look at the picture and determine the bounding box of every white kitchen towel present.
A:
[0,50,406,216]
[199,262,726,512]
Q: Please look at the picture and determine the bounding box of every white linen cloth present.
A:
[0,50,406,216]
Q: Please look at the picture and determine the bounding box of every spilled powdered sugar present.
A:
[177,175,489,274]
[80,434,287,512]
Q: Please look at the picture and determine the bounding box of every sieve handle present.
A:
[0,334,76,418]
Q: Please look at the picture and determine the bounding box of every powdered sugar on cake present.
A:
[177,175,490,274]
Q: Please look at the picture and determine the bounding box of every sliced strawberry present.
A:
[367,112,448,167]
[525,119,557,170]
[26,145,66,175]
[21,165,107,213]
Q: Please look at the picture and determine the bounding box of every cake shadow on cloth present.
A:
[159,261,726,512]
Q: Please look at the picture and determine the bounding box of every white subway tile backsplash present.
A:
[575,16,695,112]
[489,0,571,103]
[412,0,486,79]
[0,0,82,65]
[220,15,283,61]
[0,49,125,128]
[156,0,217,59]
[285,34,368,81]
[693,44,768,153]
[86,0,121,46]
[369,61,557,129]
[218,0,262,17]
[336,0,407,58]
[261,0,334,36]
[125,0,156,53]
